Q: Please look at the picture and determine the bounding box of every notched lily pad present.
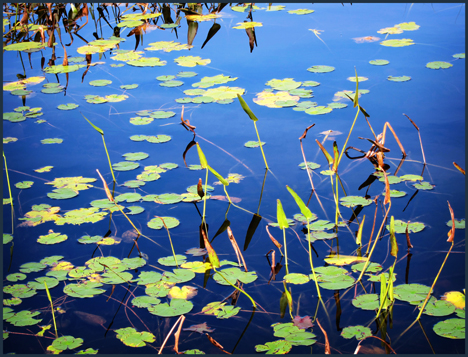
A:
[115,327,155,347]
[341,325,372,340]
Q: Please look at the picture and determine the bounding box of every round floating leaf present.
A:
[453,53,465,59]
[382,189,407,198]
[255,340,292,354]
[41,86,64,94]
[396,21,420,31]
[244,141,265,148]
[114,193,142,203]
[15,181,33,189]
[378,175,401,184]
[352,294,379,310]
[27,277,59,290]
[4,41,45,52]
[188,164,203,170]
[213,267,257,285]
[369,59,389,65]
[4,284,37,298]
[327,102,347,109]
[38,231,68,245]
[123,180,145,188]
[101,271,133,285]
[4,137,18,144]
[351,262,382,273]
[127,57,166,67]
[305,106,332,115]
[175,97,192,103]
[122,152,149,161]
[89,80,112,87]
[4,112,26,122]
[3,233,13,244]
[446,219,465,229]
[129,135,147,141]
[6,273,26,282]
[57,103,79,110]
[293,213,318,224]
[158,255,187,267]
[386,220,425,234]
[47,188,78,200]
[288,9,315,15]
[192,96,214,104]
[148,298,193,317]
[341,325,372,340]
[115,327,155,347]
[160,23,178,29]
[272,323,316,346]
[160,163,178,170]
[11,89,33,96]
[120,84,138,90]
[63,281,106,298]
[6,310,42,327]
[41,138,63,144]
[177,71,197,77]
[393,283,431,303]
[19,262,47,273]
[145,135,171,143]
[174,56,211,67]
[340,196,372,208]
[413,181,434,190]
[307,65,334,73]
[422,299,457,317]
[147,216,180,230]
[126,206,145,215]
[154,193,183,204]
[150,110,176,119]
[134,271,163,285]
[156,75,176,81]
[399,174,423,181]
[160,80,184,87]
[380,38,414,47]
[111,63,125,67]
[433,318,465,339]
[387,75,411,82]
[275,99,298,107]
[232,21,263,29]
[266,78,302,91]
[112,161,139,171]
[426,61,453,69]
[187,184,214,193]
[132,296,161,308]
[284,273,310,285]
[168,286,198,300]
[184,89,206,96]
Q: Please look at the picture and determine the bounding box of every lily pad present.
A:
[38,231,68,245]
[89,79,112,87]
[115,327,155,347]
[4,284,37,298]
[422,299,457,317]
[174,56,211,67]
[148,298,193,317]
[245,141,265,148]
[266,78,302,91]
[288,9,315,15]
[127,57,166,67]
[154,193,183,204]
[57,103,79,110]
[213,267,257,285]
[426,61,453,70]
[168,286,198,300]
[284,273,310,285]
[150,110,176,119]
[272,322,316,346]
[15,181,33,189]
[120,84,138,90]
[47,188,79,200]
[192,74,238,88]
[352,294,380,310]
[340,196,373,208]
[386,220,425,234]
[305,106,332,115]
[202,301,240,319]
[112,161,139,171]
[160,80,184,87]
[158,255,187,267]
[393,283,431,303]
[27,277,59,290]
[255,340,292,354]
[115,193,142,203]
[122,152,149,161]
[399,174,423,181]
[307,65,335,73]
[5,310,42,327]
[380,38,414,47]
[453,53,465,59]
[341,325,372,340]
[63,281,106,298]
[132,296,161,308]
[369,59,389,65]
[413,181,434,190]
[446,219,465,229]
[41,138,63,144]
[177,71,198,77]
[147,216,180,230]
[433,318,465,339]
[387,75,411,82]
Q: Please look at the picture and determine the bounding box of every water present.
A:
[3,3,465,354]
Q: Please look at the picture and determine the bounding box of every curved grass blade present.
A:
[286,185,312,220]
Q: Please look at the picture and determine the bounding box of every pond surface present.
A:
[3,3,465,354]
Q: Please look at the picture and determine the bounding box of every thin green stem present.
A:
[159,217,178,268]
[102,135,116,183]
[283,228,289,275]
[337,107,360,167]
[3,152,13,207]
[253,121,269,170]
[307,220,322,300]
[202,168,209,224]
[44,281,58,338]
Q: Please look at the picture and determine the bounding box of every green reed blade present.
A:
[196,143,208,169]
[44,281,58,338]
[237,93,258,122]
[356,215,365,246]
[286,185,312,220]
[208,165,229,186]
[276,199,289,230]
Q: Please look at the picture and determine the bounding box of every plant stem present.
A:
[214,268,257,308]
[202,168,209,224]
[253,121,269,170]
[102,135,116,183]
[3,152,13,207]
[43,281,58,338]
[282,228,289,275]
[307,220,322,300]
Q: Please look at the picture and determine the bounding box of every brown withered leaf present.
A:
[265,225,282,249]
[353,36,380,43]
[299,124,315,140]
[293,315,313,330]
[315,319,330,354]
[182,140,197,167]
[205,333,230,354]
[453,162,465,175]
[447,201,455,243]
[197,178,204,199]
[183,322,215,334]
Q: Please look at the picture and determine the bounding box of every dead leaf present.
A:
[353,36,380,43]
[183,322,215,334]
[293,315,313,330]
[210,195,242,203]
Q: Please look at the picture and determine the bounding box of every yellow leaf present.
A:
[441,291,465,309]
[168,286,198,300]
[233,21,263,29]
[324,254,367,266]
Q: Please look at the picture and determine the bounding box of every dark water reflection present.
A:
[3,3,465,354]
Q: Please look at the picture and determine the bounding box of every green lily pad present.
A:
[114,193,142,203]
[351,262,382,273]
[27,277,59,290]
[132,296,161,308]
[413,181,434,190]
[382,189,407,198]
[113,161,139,171]
[6,273,26,282]
[184,89,206,96]
[177,71,198,77]
[130,116,153,125]
[122,152,149,161]
[37,231,68,245]
[426,61,453,69]
[266,78,302,91]
[4,112,26,122]
[433,318,465,339]
[148,298,193,317]
[387,75,411,82]
[126,206,145,215]
[44,64,86,74]
[63,281,106,298]
[283,273,310,285]
[3,137,18,144]
[307,65,335,73]
[380,38,414,47]
[308,219,335,230]
[367,272,397,283]
[399,174,423,181]
[158,255,187,267]
[19,262,47,273]
[47,188,79,200]
[145,135,172,143]
[154,193,183,204]
[192,96,214,104]
[156,75,176,81]
[41,138,63,144]
[57,103,79,110]
[386,220,425,234]
[123,180,145,188]
[160,80,184,87]
[327,102,347,109]
[120,84,138,90]
[41,86,64,94]
[202,301,241,319]
[147,216,180,230]
[3,233,13,244]
[188,164,203,170]
[15,181,33,189]
[213,267,257,285]
[89,80,112,87]
[272,322,317,346]
[11,89,33,96]
[255,340,292,354]
[115,327,155,347]
[6,310,42,326]
[341,325,372,340]
[378,175,401,184]
[340,196,373,208]
[46,176,96,191]
[4,41,45,52]
[150,110,176,119]
[422,299,457,316]
[446,219,465,229]
[175,97,193,103]
[244,141,265,148]
[101,271,133,285]
[305,106,332,115]
[134,271,163,285]
[369,59,389,65]
[352,294,380,310]
[3,297,22,306]
[4,284,37,298]
[293,213,318,224]
[192,74,237,88]
[453,53,465,59]
[393,283,431,303]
